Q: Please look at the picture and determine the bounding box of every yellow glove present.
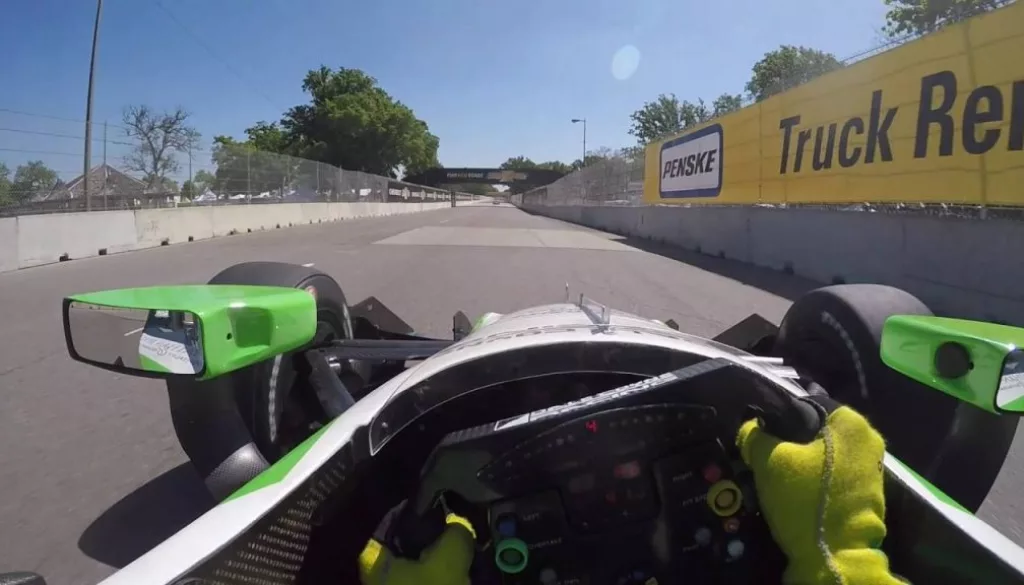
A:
[358,514,476,585]
[737,400,908,585]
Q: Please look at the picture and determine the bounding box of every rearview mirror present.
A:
[996,349,1024,413]
[62,285,318,381]
[881,315,1024,415]
[65,303,206,376]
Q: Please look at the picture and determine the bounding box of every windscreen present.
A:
[367,340,708,454]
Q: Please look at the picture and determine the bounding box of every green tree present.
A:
[180,179,198,200]
[500,156,538,169]
[193,169,215,193]
[882,0,1001,37]
[0,163,11,206]
[628,94,715,144]
[121,105,201,189]
[712,93,745,116]
[11,160,59,203]
[745,46,844,102]
[273,67,440,177]
[537,160,572,174]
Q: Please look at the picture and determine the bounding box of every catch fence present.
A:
[0,137,462,218]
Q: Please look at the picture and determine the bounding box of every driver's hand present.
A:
[359,514,475,585]
[737,397,908,585]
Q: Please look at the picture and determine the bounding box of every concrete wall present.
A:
[0,202,450,274]
[524,204,1024,325]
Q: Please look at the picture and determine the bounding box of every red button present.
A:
[703,464,722,483]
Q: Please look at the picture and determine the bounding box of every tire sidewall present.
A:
[777,288,958,475]
[235,273,352,462]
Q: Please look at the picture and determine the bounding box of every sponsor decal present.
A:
[659,124,723,199]
[778,71,1024,176]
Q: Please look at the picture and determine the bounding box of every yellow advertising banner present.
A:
[644,1,1024,206]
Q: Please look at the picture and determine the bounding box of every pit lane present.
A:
[0,204,1020,585]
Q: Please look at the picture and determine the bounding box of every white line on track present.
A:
[302,263,315,267]
[124,327,143,336]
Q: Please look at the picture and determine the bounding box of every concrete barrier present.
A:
[0,202,450,275]
[17,211,138,268]
[135,208,216,247]
[0,218,17,272]
[523,204,1024,325]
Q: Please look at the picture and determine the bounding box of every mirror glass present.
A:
[996,349,1024,413]
[66,302,205,375]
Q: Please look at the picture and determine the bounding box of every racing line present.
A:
[0,204,1021,585]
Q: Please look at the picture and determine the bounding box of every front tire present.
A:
[209,262,353,462]
[775,284,1016,511]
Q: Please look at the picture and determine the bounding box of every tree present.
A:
[628,94,715,144]
[193,169,215,193]
[882,0,1001,37]
[500,156,538,170]
[537,161,572,174]
[180,180,198,200]
[269,66,440,177]
[11,160,58,203]
[121,105,201,189]
[152,177,178,194]
[745,46,844,102]
[0,163,11,206]
[712,93,745,116]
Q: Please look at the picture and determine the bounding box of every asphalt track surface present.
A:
[1,204,1021,584]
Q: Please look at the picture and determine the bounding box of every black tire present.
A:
[776,284,1016,511]
[208,261,354,462]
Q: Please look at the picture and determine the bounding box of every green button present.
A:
[494,538,529,574]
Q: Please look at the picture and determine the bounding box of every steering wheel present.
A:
[382,358,826,585]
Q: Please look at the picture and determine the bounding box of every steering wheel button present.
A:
[540,568,557,584]
[715,490,736,509]
[494,538,529,574]
[694,527,712,546]
[724,517,741,533]
[496,517,516,537]
[702,464,722,483]
[727,540,745,559]
[707,480,743,517]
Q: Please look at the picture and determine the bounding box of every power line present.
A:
[151,0,284,111]
[0,126,136,146]
[0,147,82,157]
[0,107,133,133]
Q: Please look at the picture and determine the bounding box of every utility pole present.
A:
[102,120,108,210]
[83,0,103,212]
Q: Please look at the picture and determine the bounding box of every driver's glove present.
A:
[358,513,475,585]
[737,396,908,585]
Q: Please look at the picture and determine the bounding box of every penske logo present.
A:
[659,124,723,199]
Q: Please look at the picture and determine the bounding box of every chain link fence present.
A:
[0,121,460,218]
[515,153,1024,221]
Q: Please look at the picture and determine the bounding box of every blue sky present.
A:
[0,0,889,184]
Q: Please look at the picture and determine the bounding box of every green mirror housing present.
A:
[881,315,1024,415]
[63,285,317,381]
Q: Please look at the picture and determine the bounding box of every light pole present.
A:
[571,118,586,168]
[83,0,104,212]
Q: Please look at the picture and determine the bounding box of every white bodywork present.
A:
[97,302,1024,585]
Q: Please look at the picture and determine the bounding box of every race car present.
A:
[9,261,1024,585]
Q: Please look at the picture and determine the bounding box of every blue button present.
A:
[497,517,516,537]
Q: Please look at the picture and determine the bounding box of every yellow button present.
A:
[715,490,736,509]
[707,480,743,517]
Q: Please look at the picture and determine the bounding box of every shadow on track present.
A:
[78,463,215,569]
[613,234,821,301]
[515,207,822,300]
